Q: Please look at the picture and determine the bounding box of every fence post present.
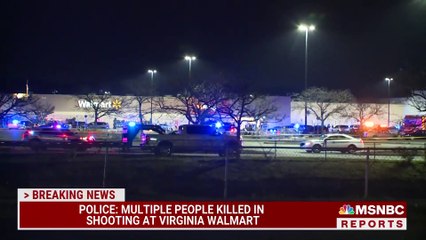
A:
[324,140,327,161]
[223,150,228,200]
[424,143,426,162]
[373,142,376,161]
[364,148,369,199]
[274,138,277,160]
[102,145,108,188]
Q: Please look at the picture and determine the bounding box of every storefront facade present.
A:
[31,94,292,130]
[4,94,421,129]
[34,94,187,130]
[290,100,422,127]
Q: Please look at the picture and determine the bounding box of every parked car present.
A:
[220,122,237,135]
[300,133,364,153]
[139,124,166,135]
[297,125,314,134]
[158,124,174,133]
[388,127,400,136]
[349,124,360,133]
[19,121,35,129]
[331,125,350,133]
[365,126,400,137]
[22,128,95,151]
[281,124,298,134]
[313,125,329,134]
[87,122,110,129]
[202,121,237,135]
[7,120,34,129]
[71,121,86,129]
[267,126,284,135]
[38,122,70,129]
[7,120,21,129]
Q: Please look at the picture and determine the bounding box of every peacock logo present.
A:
[339,204,355,215]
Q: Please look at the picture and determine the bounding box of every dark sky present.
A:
[1,0,425,98]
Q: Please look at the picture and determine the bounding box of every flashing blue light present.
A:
[128,121,136,127]
[215,122,222,128]
[12,120,19,125]
[56,125,61,129]
[294,123,300,129]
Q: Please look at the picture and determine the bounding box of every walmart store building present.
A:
[34,94,188,129]
[23,94,423,129]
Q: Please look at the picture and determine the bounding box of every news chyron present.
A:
[18,188,407,230]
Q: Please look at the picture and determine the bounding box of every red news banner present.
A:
[18,188,407,230]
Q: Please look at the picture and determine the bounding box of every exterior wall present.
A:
[33,94,293,129]
[35,94,188,129]
[291,101,423,127]
[262,96,291,128]
[24,94,423,129]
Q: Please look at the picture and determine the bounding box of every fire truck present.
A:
[401,115,426,136]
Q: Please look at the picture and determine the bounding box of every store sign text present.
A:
[78,100,112,109]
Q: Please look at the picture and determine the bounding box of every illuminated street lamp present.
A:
[385,77,393,127]
[298,24,315,128]
[148,69,157,124]
[184,55,196,80]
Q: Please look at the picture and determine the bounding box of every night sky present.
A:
[1,0,425,98]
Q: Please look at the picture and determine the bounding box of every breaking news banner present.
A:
[17,188,407,230]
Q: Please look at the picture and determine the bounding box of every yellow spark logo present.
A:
[112,99,122,109]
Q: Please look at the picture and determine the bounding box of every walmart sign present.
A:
[77,99,121,109]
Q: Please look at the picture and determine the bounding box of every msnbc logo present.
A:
[339,204,355,215]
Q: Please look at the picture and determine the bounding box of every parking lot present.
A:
[1,129,426,239]
[1,129,426,162]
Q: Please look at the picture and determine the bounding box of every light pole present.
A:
[385,77,393,127]
[184,55,196,80]
[148,69,157,125]
[298,24,315,128]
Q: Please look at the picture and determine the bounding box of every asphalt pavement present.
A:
[1,129,425,162]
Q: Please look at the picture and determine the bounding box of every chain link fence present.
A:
[1,133,425,200]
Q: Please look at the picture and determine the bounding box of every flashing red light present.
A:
[141,134,150,145]
[22,131,29,140]
[22,130,34,140]
[80,135,95,142]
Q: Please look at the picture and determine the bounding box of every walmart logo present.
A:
[112,99,122,109]
[339,204,355,215]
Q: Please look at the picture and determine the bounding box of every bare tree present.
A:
[125,79,152,124]
[22,99,55,125]
[158,81,226,124]
[341,102,384,132]
[75,93,128,124]
[408,90,426,112]
[0,94,18,121]
[0,93,37,122]
[133,95,151,124]
[219,93,277,139]
[296,87,354,130]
